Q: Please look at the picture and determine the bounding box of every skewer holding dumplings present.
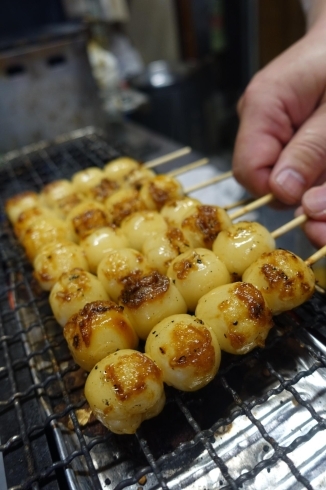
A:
[6,159,326,439]
[50,193,84,219]
[212,210,309,281]
[50,268,110,327]
[80,226,130,274]
[103,157,140,183]
[160,197,201,229]
[63,301,139,372]
[40,179,78,209]
[118,270,187,340]
[180,204,232,249]
[242,248,316,315]
[97,248,153,302]
[139,174,184,211]
[122,166,156,190]
[104,188,147,227]
[212,221,276,280]
[66,200,110,241]
[145,313,221,391]
[33,240,89,291]
[142,226,191,274]
[21,215,76,262]
[84,349,166,434]
[5,191,41,225]
[72,167,105,194]
[166,248,231,312]
[194,244,321,356]
[120,210,168,252]
[13,205,59,241]
[195,281,274,355]
[83,177,121,203]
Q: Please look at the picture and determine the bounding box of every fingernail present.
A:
[304,188,326,217]
[274,168,306,202]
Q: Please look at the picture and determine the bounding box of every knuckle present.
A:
[240,74,264,107]
[294,132,326,169]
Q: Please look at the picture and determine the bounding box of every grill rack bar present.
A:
[111,305,326,490]
[1,127,326,490]
[0,236,104,489]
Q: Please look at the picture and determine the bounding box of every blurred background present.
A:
[0,0,306,156]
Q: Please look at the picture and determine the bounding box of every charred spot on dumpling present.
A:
[234,282,268,320]
[72,208,109,239]
[120,271,170,308]
[103,351,162,401]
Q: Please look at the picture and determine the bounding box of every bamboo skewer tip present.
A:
[168,158,209,178]
[306,244,326,266]
[145,147,192,169]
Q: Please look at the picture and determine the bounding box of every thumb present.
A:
[294,196,326,248]
[302,183,326,219]
[270,102,326,205]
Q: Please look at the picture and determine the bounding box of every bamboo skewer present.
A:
[145,147,191,169]
[168,158,209,177]
[315,283,325,294]
[305,244,326,266]
[223,197,253,211]
[308,246,326,293]
[184,170,233,194]
[271,214,308,239]
[306,245,326,293]
[228,193,274,220]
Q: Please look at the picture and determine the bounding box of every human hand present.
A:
[232,15,326,247]
[296,185,326,247]
[233,25,326,205]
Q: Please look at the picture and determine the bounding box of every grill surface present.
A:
[1,127,326,490]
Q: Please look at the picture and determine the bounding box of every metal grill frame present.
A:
[1,127,326,490]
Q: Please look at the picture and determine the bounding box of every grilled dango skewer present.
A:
[63,301,138,372]
[103,157,140,184]
[119,270,187,340]
[212,221,276,280]
[84,349,165,434]
[5,191,40,224]
[80,226,129,274]
[181,204,232,249]
[83,177,120,203]
[145,314,221,391]
[139,174,184,211]
[97,248,153,302]
[120,210,168,252]
[167,248,231,311]
[51,192,85,219]
[50,268,110,327]
[21,216,75,262]
[123,166,156,190]
[72,167,104,194]
[40,179,77,208]
[13,206,59,240]
[66,200,109,241]
[160,197,201,228]
[142,226,191,274]
[33,240,89,291]
[195,282,274,355]
[105,188,147,227]
[242,249,315,315]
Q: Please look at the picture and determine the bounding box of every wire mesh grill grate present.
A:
[1,127,326,490]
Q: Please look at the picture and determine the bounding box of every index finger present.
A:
[232,83,294,197]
